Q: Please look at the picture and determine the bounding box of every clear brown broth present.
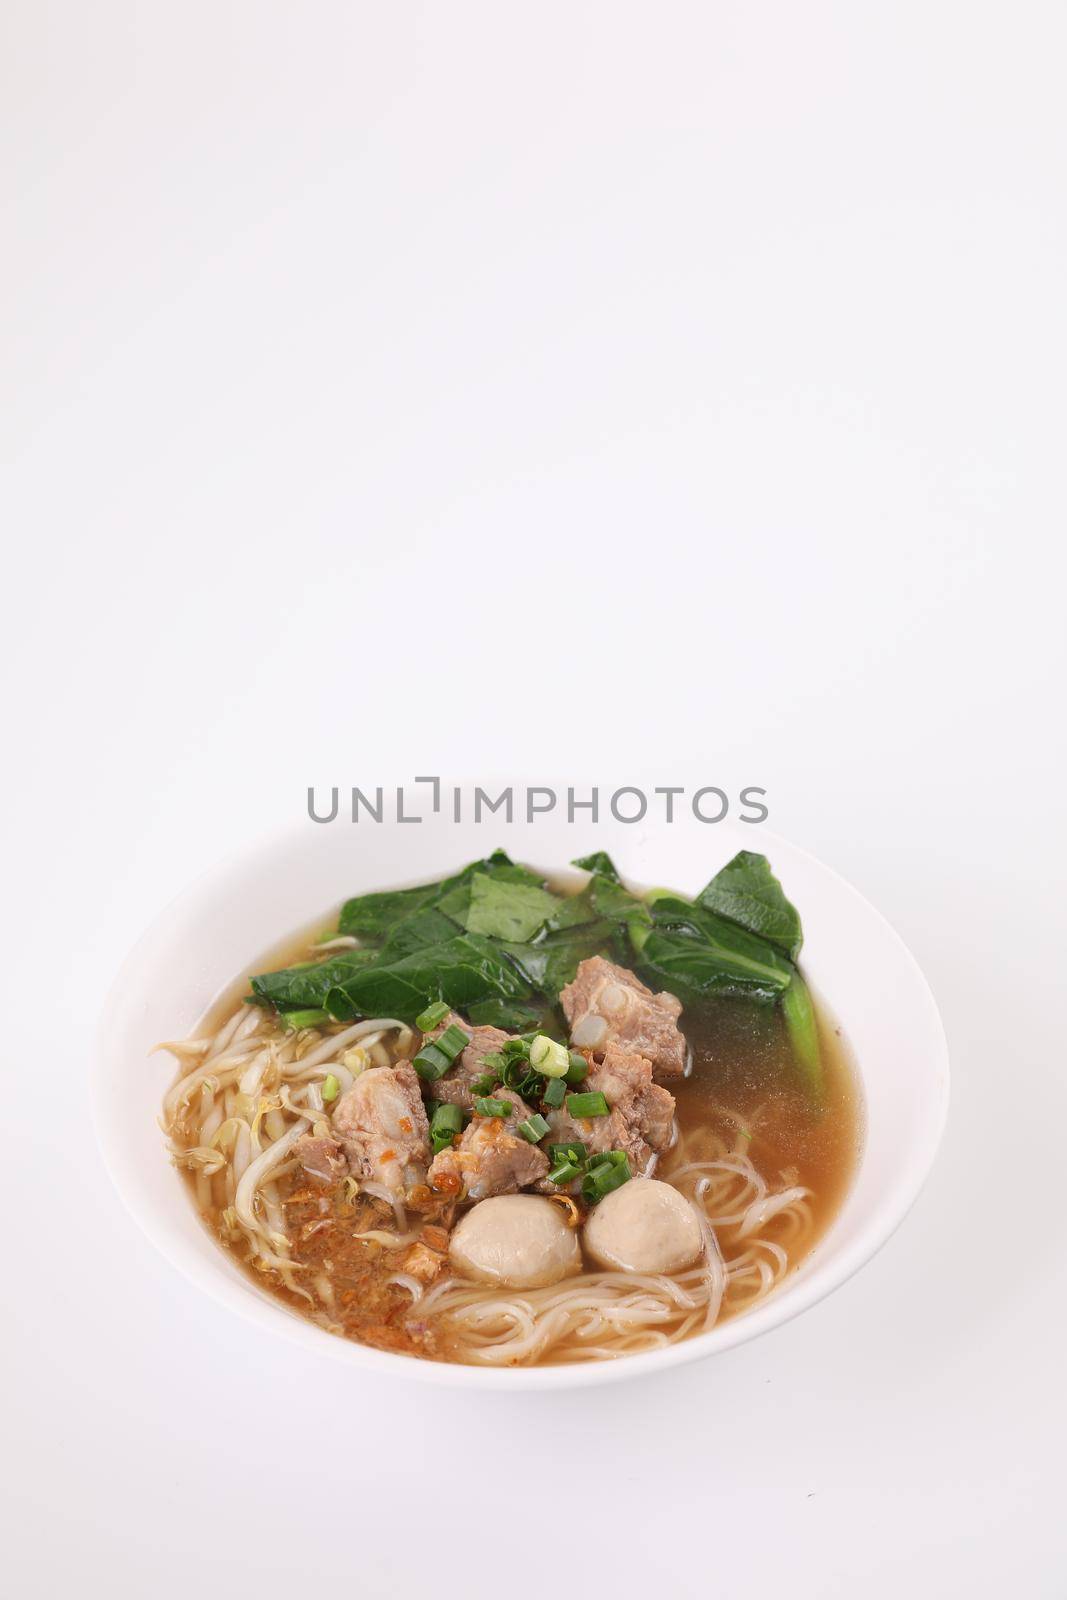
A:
[175,882,863,1363]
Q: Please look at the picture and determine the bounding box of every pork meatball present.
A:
[582,1178,704,1274]
[449,1195,581,1288]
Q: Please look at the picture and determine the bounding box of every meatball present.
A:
[449,1196,581,1288]
[582,1178,704,1274]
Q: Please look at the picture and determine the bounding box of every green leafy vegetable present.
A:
[338,851,541,939]
[379,906,463,960]
[280,1008,331,1030]
[338,882,442,940]
[697,851,803,960]
[327,934,532,1024]
[250,948,377,1011]
[636,896,794,1003]
[465,997,546,1031]
[503,921,626,1000]
[444,872,559,942]
[547,864,649,935]
[571,851,621,882]
[781,972,823,1101]
[249,845,823,1109]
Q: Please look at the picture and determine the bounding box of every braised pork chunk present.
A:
[560,956,687,1079]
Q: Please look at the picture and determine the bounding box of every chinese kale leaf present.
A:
[248,846,823,1100]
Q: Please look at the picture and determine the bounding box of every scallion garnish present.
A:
[470,1072,499,1095]
[565,1051,589,1084]
[430,1102,464,1134]
[413,1022,470,1081]
[548,1141,586,1167]
[581,1150,632,1202]
[529,1035,569,1078]
[565,1090,610,1119]
[412,1043,451,1081]
[429,1101,464,1152]
[542,1076,567,1108]
[548,1160,582,1186]
[501,1057,545,1101]
[321,1073,340,1103]
[435,1023,471,1062]
[416,1000,451,1031]
[517,1113,551,1144]
[473,1096,513,1119]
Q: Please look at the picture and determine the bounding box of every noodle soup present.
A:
[161,851,861,1367]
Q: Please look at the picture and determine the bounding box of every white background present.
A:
[3,3,1066,1595]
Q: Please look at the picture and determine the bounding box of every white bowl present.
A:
[94,810,949,1389]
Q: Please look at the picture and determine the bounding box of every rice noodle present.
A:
[422,1131,812,1364]
[163,996,816,1368]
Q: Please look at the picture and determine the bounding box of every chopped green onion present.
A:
[412,1043,451,1081]
[529,1035,569,1078]
[416,1000,451,1031]
[548,1141,587,1167]
[542,1077,567,1108]
[281,1008,331,1030]
[566,1091,610,1119]
[501,1057,544,1100]
[479,1052,507,1073]
[473,1096,513,1119]
[582,1150,632,1202]
[501,1037,533,1060]
[321,1073,340,1103]
[435,1023,471,1063]
[430,1102,464,1134]
[413,1022,470,1081]
[565,1051,589,1084]
[517,1113,551,1144]
[429,1101,466,1154]
[548,1160,582,1186]
[470,1072,499,1096]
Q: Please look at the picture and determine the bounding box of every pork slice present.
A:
[545,1105,654,1179]
[423,1013,512,1110]
[546,1041,676,1179]
[294,1133,348,1186]
[591,1042,676,1150]
[428,1088,548,1200]
[560,956,688,1079]
[330,1062,431,1194]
